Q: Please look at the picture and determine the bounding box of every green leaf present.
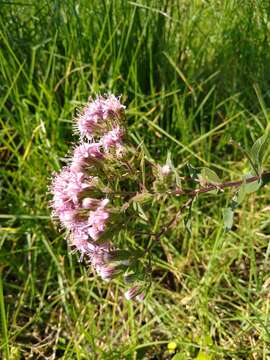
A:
[237,183,246,205]
[250,131,270,173]
[196,351,212,360]
[243,180,261,194]
[131,192,153,204]
[166,151,173,169]
[173,168,182,188]
[237,178,261,205]
[199,167,221,185]
[223,207,234,231]
[204,334,213,346]
[172,354,186,360]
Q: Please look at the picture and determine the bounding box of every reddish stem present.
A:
[105,171,270,198]
[170,172,270,197]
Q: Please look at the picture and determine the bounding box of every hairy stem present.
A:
[105,171,270,198]
[170,171,270,197]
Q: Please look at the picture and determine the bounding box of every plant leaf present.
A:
[196,351,212,360]
[172,354,186,360]
[237,178,261,205]
[237,183,246,205]
[199,167,221,185]
[223,207,234,231]
[243,180,261,194]
[250,131,270,173]
[131,192,153,204]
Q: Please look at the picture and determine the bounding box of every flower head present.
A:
[102,94,125,119]
[101,126,124,151]
[88,207,110,240]
[70,142,104,172]
[96,264,121,281]
[58,209,86,231]
[77,95,125,139]
[51,93,133,294]
[77,97,105,139]
[71,230,90,254]
[51,168,88,215]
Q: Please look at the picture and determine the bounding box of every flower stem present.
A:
[170,171,270,197]
[104,171,270,198]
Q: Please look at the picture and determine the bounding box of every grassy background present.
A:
[1,0,270,358]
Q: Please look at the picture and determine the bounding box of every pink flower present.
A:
[59,210,85,230]
[51,167,102,235]
[102,94,125,119]
[51,168,88,214]
[88,208,109,229]
[101,127,124,151]
[124,285,144,300]
[77,95,125,139]
[70,142,104,172]
[88,207,110,240]
[88,227,102,240]
[88,244,109,266]
[77,97,105,139]
[72,232,109,257]
[96,264,120,281]
[71,231,90,254]
[51,93,130,288]
[135,292,145,302]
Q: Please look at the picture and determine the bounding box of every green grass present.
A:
[1,0,270,358]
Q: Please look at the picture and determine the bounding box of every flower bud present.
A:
[160,164,171,176]
[82,197,109,210]
[135,292,145,302]
[124,285,144,300]
[96,265,121,281]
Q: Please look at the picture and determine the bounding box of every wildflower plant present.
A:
[50,94,270,300]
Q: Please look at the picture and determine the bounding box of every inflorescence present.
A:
[51,95,141,298]
[50,94,270,300]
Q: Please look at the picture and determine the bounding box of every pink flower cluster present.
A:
[77,94,125,140]
[51,95,126,279]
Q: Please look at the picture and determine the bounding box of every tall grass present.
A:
[1,0,270,358]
